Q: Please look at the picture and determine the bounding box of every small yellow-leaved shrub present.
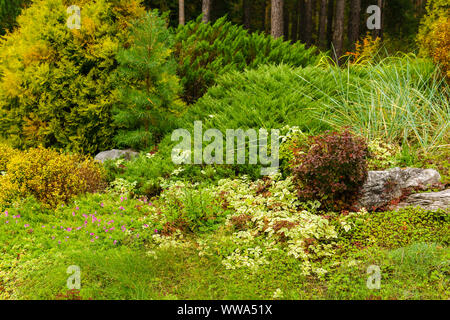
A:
[0,146,106,208]
[0,143,19,172]
[420,17,450,79]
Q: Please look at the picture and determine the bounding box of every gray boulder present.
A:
[94,149,139,163]
[358,167,441,210]
[393,189,450,212]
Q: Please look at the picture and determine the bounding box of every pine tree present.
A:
[114,11,182,150]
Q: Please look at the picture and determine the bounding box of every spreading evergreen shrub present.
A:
[0,0,145,154]
[114,10,183,150]
[179,64,337,134]
[174,16,321,103]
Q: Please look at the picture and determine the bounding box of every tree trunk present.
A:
[326,0,334,48]
[298,0,306,42]
[265,0,271,34]
[202,0,212,23]
[332,0,346,63]
[318,0,327,49]
[179,0,185,26]
[271,0,284,38]
[348,0,361,50]
[243,0,251,30]
[291,0,299,42]
[373,0,384,40]
[284,3,290,39]
[304,0,313,46]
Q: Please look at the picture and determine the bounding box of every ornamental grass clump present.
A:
[292,129,369,212]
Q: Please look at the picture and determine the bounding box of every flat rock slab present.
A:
[358,167,442,211]
[94,149,139,163]
[392,189,450,212]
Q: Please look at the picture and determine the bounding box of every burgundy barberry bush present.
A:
[292,129,369,211]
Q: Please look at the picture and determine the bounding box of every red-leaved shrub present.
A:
[292,129,369,211]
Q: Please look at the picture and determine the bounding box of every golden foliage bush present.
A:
[346,33,382,65]
[0,143,18,172]
[0,147,106,208]
[419,17,450,78]
[417,0,450,79]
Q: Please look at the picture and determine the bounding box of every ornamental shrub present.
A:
[417,0,450,78]
[292,129,369,212]
[0,143,18,172]
[0,147,106,208]
[0,0,145,154]
[174,16,321,103]
[419,17,450,79]
[114,10,183,150]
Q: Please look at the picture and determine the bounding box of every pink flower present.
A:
[75,207,79,210]
[100,203,104,207]
[72,212,76,216]
[5,221,9,224]
[67,228,72,232]
[4,211,8,217]
[24,224,29,228]
[113,240,117,245]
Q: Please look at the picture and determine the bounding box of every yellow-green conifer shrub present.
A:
[0,0,145,154]
[0,147,106,209]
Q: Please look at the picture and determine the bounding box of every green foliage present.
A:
[367,139,403,170]
[174,16,321,103]
[0,0,145,154]
[179,64,332,138]
[114,10,183,150]
[148,181,232,234]
[334,207,449,252]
